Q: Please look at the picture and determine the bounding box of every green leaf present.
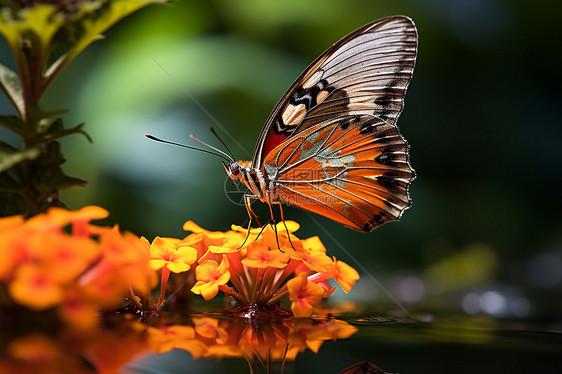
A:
[0,63,25,117]
[0,115,28,136]
[35,107,68,122]
[37,172,87,190]
[44,0,168,85]
[32,141,86,190]
[0,2,167,100]
[0,142,40,173]
[0,5,65,49]
[37,119,93,143]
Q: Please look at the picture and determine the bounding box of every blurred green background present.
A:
[1,0,561,321]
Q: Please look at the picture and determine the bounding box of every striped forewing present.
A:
[251,16,418,169]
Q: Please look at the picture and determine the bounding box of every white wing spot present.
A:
[281,103,307,126]
[316,90,329,104]
[302,69,324,89]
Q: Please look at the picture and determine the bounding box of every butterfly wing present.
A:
[258,16,417,232]
[252,15,418,169]
[263,114,413,232]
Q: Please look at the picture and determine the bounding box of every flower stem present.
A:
[268,287,289,305]
[160,267,171,300]
[219,284,244,305]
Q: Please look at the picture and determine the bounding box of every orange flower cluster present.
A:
[0,205,358,324]
[0,206,155,329]
[147,220,360,317]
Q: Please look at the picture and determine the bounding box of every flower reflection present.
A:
[142,314,358,366]
[0,314,357,373]
[0,323,149,374]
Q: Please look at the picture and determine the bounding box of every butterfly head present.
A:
[224,161,241,180]
[224,160,253,179]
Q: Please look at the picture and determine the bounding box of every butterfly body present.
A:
[226,16,418,232]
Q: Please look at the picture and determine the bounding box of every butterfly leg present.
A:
[273,201,297,251]
[266,194,297,252]
[265,200,284,252]
[244,194,262,227]
[239,194,261,248]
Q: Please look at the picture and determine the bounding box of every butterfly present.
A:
[223,15,418,233]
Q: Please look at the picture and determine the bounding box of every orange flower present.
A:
[297,236,333,273]
[287,273,326,318]
[9,264,63,310]
[149,237,197,273]
[0,215,23,229]
[0,227,26,281]
[58,288,99,330]
[7,334,61,364]
[26,231,100,282]
[183,219,360,316]
[332,259,360,293]
[194,317,228,341]
[290,318,358,353]
[80,231,154,307]
[241,241,290,269]
[233,221,302,251]
[191,256,230,301]
[26,205,108,235]
[0,206,160,329]
[146,325,197,354]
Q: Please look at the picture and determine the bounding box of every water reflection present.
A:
[0,313,357,373]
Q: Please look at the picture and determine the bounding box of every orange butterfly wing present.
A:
[262,115,413,232]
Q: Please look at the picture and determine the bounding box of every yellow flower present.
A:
[191,256,230,301]
[233,220,302,251]
[149,237,197,273]
[147,236,197,306]
[183,220,244,255]
[287,273,326,318]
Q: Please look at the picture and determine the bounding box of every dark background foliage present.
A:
[1,0,560,320]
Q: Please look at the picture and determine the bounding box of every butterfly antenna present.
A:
[209,126,236,162]
[145,134,231,162]
[189,134,234,163]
